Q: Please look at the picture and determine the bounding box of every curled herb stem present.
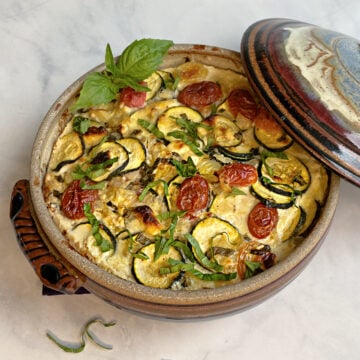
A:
[46,318,116,353]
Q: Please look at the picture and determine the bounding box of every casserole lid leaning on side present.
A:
[241,18,360,187]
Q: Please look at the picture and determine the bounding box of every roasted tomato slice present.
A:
[247,203,279,239]
[178,81,222,108]
[227,89,258,119]
[120,83,147,108]
[217,163,258,188]
[176,174,209,213]
[61,180,99,219]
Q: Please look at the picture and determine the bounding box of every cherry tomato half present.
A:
[120,83,147,108]
[178,81,222,108]
[227,89,258,119]
[217,163,258,187]
[176,174,209,213]
[247,203,278,239]
[61,180,99,220]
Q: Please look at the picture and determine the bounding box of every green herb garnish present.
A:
[260,150,288,177]
[138,179,169,201]
[73,116,91,134]
[171,156,197,177]
[160,258,236,281]
[71,39,173,112]
[72,157,118,181]
[185,233,223,272]
[244,260,262,279]
[84,203,113,252]
[226,187,246,197]
[138,118,165,139]
[46,318,116,353]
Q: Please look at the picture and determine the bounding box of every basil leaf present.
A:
[116,39,173,81]
[160,258,236,281]
[73,116,91,134]
[84,204,113,252]
[171,157,197,177]
[226,187,246,197]
[244,260,262,279]
[138,118,165,139]
[105,43,117,75]
[46,318,116,353]
[138,179,168,201]
[185,234,223,272]
[71,72,120,112]
[167,130,203,156]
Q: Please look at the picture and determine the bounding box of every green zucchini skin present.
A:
[250,181,294,209]
[51,132,85,171]
[87,141,129,182]
[254,122,293,151]
[259,154,311,196]
[132,243,182,289]
[117,137,146,173]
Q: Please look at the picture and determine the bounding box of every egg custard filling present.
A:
[43,56,329,290]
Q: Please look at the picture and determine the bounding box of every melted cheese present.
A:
[43,62,329,289]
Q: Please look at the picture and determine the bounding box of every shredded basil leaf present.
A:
[138,118,165,139]
[185,234,223,272]
[73,116,92,134]
[171,157,197,177]
[84,204,113,252]
[46,318,116,353]
[138,179,169,201]
[160,258,236,281]
[244,260,262,279]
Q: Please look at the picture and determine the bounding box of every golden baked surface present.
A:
[43,61,328,290]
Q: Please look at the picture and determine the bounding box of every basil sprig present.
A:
[84,203,113,252]
[171,156,197,177]
[46,318,116,353]
[71,39,173,112]
[160,258,237,281]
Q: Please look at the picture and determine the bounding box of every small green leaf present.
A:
[138,118,165,139]
[116,39,173,80]
[46,318,116,353]
[171,157,197,177]
[73,116,91,134]
[226,187,246,197]
[71,72,120,112]
[185,234,223,272]
[138,179,168,201]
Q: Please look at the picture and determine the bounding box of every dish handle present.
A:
[10,179,85,294]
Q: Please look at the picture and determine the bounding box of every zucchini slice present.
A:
[144,71,163,101]
[133,243,182,289]
[49,131,84,171]
[157,106,203,142]
[260,154,311,196]
[250,181,294,209]
[117,137,146,173]
[87,141,129,182]
[191,217,242,273]
[254,108,293,151]
[276,206,306,242]
[165,175,184,211]
[204,115,242,148]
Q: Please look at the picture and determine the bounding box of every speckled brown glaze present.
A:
[241,18,360,186]
[10,179,85,294]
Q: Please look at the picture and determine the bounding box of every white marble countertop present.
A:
[1,0,360,359]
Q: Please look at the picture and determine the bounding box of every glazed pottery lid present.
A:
[241,18,360,187]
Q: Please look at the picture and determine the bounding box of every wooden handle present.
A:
[10,179,85,294]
